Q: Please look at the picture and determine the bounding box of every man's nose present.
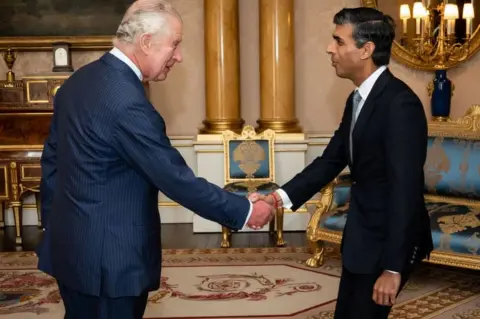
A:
[175,48,183,63]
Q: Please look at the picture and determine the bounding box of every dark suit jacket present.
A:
[36,53,250,298]
[282,69,433,274]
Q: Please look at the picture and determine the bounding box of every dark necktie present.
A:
[349,90,362,161]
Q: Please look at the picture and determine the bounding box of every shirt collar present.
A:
[109,47,143,81]
[355,65,387,100]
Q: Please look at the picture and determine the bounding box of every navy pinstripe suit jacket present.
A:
[36,53,250,298]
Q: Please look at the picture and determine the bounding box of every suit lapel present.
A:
[351,69,392,157]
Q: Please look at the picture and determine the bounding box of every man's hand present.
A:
[246,199,275,230]
[248,192,282,208]
[372,271,401,306]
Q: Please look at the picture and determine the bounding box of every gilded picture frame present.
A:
[0,0,134,50]
[361,0,480,71]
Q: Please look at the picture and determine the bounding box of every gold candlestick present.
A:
[2,49,17,82]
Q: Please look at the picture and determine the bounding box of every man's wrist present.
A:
[270,192,283,208]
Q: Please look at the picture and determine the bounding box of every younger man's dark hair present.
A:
[333,7,395,66]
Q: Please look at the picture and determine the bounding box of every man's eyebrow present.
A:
[333,35,343,42]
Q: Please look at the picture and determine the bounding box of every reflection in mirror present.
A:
[378,0,477,69]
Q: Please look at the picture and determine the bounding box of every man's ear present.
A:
[139,34,152,54]
[361,41,375,60]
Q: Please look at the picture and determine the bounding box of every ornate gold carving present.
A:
[2,48,16,82]
[223,125,275,184]
[9,161,22,246]
[305,174,349,268]
[9,162,18,202]
[428,105,480,136]
[221,125,284,247]
[361,0,480,71]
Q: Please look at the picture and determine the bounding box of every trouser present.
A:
[58,281,149,319]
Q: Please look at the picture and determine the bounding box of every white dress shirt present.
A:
[109,47,253,228]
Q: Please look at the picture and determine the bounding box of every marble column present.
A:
[257,0,301,133]
[199,0,244,134]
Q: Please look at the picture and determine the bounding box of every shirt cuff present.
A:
[242,200,253,228]
[386,270,399,274]
[275,189,293,209]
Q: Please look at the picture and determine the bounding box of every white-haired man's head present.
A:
[113,0,183,82]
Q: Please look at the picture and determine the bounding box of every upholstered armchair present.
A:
[305,106,480,270]
[220,125,284,248]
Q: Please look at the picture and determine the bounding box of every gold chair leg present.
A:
[0,202,4,228]
[34,193,42,228]
[306,240,324,268]
[221,226,231,248]
[275,207,285,246]
[11,202,23,251]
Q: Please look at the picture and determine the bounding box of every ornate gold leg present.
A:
[221,226,231,248]
[306,240,324,268]
[11,202,22,250]
[275,207,285,246]
[0,202,4,228]
[34,192,42,228]
[9,162,22,250]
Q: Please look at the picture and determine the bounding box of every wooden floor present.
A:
[0,224,308,252]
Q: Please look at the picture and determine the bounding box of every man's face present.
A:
[326,23,365,80]
[140,16,183,82]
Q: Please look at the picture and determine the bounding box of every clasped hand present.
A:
[245,192,277,230]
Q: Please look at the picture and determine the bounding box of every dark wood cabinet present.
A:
[1,73,69,250]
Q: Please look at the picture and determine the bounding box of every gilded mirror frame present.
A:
[361,0,480,70]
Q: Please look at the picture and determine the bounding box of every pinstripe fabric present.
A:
[36,53,251,298]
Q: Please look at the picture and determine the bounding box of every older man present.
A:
[36,1,275,318]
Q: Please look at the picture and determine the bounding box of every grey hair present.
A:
[114,0,181,44]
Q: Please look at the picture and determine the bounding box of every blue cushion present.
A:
[331,183,351,210]
[427,201,480,255]
[424,136,480,200]
[320,207,348,232]
[223,181,279,198]
[319,200,480,257]
[228,140,270,179]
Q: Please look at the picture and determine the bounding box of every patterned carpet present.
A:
[0,247,479,318]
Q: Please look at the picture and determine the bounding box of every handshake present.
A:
[245,192,283,230]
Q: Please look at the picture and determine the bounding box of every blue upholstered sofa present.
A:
[305,106,480,271]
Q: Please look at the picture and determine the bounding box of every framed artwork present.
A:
[0,0,135,50]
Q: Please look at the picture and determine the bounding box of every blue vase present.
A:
[431,70,452,120]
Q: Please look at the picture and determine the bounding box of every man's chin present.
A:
[153,73,168,82]
[334,69,347,79]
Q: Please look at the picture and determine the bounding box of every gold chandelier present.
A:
[398,0,475,69]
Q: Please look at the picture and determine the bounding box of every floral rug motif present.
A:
[0,247,479,318]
